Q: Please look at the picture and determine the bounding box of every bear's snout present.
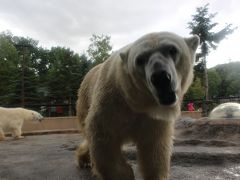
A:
[38,115,44,122]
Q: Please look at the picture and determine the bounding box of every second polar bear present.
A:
[0,107,43,140]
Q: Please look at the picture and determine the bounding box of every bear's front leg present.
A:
[76,139,91,168]
[0,128,5,141]
[136,119,174,180]
[86,113,134,180]
[12,128,24,139]
[89,134,134,180]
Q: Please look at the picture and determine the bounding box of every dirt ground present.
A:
[0,118,240,180]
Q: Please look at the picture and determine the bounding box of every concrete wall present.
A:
[20,112,202,133]
[22,116,78,132]
[181,111,202,119]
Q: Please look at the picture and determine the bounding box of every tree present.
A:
[47,47,91,104]
[0,30,94,108]
[188,3,236,100]
[208,69,221,97]
[0,32,40,106]
[77,54,92,82]
[0,32,19,105]
[13,36,40,106]
[214,62,240,97]
[87,34,112,66]
[184,77,205,100]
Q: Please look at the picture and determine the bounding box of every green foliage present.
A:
[47,47,91,103]
[13,35,40,105]
[0,31,93,106]
[0,32,19,104]
[208,69,221,97]
[213,62,240,97]
[185,77,205,100]
[186,62,240,101]
[87,34,112,66]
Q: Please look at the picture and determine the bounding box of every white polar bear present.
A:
[0,107,43,140]
[76,32,199,180]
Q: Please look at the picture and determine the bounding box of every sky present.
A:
[0,0,239,68]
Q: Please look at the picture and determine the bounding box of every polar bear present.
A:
[76,32,199,180]
[0,107,43,140]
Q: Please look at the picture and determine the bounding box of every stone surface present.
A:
[1,134,240,180]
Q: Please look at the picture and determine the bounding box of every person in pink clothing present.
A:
[187,102,195,111]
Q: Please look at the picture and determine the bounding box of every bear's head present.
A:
[120,32,199,108]
[31,111,44,122]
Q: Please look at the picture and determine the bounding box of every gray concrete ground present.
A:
[0,134,240,180]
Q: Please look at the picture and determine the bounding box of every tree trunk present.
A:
[204,56,209,101]
[21,50,25,107]
[68,97,72,116]
[202,56,209,117]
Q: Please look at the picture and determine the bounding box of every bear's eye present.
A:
[136,53,149,66]
[162,45,178,60]
[168,46,178,57]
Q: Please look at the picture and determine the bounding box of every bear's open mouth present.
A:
[150,70,177,106]
[157,90,177,106]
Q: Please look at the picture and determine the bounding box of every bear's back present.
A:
[0,107,25,125]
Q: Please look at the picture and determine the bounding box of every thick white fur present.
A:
[0,107,43,140]
[76,32,199,180]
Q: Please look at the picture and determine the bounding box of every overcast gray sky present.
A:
[0,0,239,68]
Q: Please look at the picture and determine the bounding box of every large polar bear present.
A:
[0,107,43,140]
[76,32,199,180]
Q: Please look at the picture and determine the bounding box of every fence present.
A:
[2,103,76,117]
[2,96,240,117]
[183,96,240,116]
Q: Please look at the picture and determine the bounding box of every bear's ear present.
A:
[184,35,200,52]
[119,49,129,63]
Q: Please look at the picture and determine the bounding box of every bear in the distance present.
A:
[0,107,43,141]
[76,32,199,180]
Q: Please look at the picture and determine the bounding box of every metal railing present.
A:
[183,96,240,116]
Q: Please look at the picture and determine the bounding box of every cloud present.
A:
[0,0,196,48]
[0,0,239,67]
